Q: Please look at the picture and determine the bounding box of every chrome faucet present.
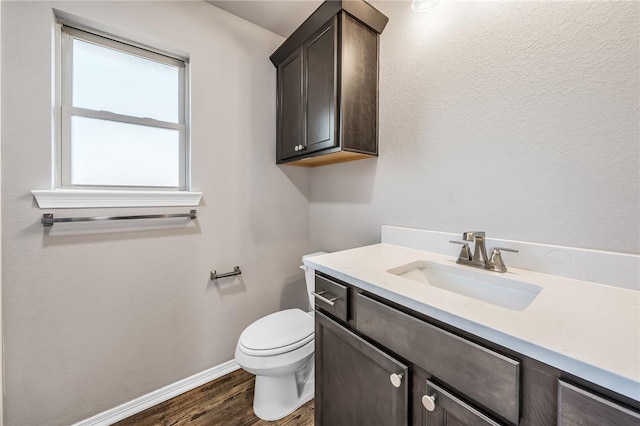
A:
[463,231,488,267]
[450,231,518,273]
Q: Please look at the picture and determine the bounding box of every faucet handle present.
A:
[488,247,518,273]
[493,247,518,253]
[449,240,472,261]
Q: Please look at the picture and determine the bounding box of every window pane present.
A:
[70,116,180,187]
[72,39,180,123]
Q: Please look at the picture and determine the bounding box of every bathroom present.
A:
[0,0,638,425]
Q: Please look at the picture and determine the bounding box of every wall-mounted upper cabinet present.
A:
[270,0,388,167]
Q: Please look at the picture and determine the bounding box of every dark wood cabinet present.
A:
[315,311,409,426]
[271,1,388,167]
[313,272,640,426]
[276,18,337,163]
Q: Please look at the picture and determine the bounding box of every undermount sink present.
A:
[387,260,542,311]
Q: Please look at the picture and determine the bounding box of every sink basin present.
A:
[387,260,542,311]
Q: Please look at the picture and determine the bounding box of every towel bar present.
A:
[41,210,197,226]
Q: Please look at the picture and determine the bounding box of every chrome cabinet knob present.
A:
[299,144,304,150]
[389,373,403,388]
[294,145,299,151]
[421,394,436,411]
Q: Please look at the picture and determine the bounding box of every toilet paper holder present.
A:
[210,266,242,280]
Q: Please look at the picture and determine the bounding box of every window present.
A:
[59,26,188,190]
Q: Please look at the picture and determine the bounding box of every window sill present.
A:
[31,189,202,209]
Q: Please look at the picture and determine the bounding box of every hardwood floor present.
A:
[114,369,314,426]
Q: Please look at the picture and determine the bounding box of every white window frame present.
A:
[32,22,201,209]
[59,25,189,191]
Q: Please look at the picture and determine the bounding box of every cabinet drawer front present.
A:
[425,380,504,426]
[558,380,640,426]
[314,275,349,322]
[356,294,520,425]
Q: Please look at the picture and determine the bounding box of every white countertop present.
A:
[304,243,640,401]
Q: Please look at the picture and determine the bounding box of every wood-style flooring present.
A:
[115,369,314,426]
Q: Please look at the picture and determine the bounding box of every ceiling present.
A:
[206,0,324,38]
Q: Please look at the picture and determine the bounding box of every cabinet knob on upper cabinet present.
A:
[421,394,437,411]
[389,373,403,388]
[294,145,300,152]
[299,144,304,150]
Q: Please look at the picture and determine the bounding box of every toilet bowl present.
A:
[234,252,325,421]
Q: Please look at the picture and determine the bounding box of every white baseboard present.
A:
[73,360,240,426]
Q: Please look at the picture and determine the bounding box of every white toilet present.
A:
[234,252,325,421]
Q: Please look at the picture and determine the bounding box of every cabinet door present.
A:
[423,381,504,426]
[303,17,338,155]
[316,311,409,426]
[277,48,303,161]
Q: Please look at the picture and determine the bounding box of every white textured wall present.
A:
[1,2,310,424]
[310,0,639,255]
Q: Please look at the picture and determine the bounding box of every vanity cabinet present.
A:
[313,272,640,426]
[270,1,388,167]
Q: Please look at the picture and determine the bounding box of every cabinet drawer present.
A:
[558,380,640,426]
[314,274,349,322]
[356,293,520,425]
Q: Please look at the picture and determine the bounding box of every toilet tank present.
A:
[301,252,327,311]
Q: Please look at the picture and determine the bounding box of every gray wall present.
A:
[1,2,310,424]
[310,0,640,255]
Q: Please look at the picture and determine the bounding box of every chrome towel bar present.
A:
[210,266,241,280]
[41,209,197,227]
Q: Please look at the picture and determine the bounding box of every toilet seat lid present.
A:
[239,308,313,353]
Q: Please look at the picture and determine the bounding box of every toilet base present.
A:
[252,360,314,421]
